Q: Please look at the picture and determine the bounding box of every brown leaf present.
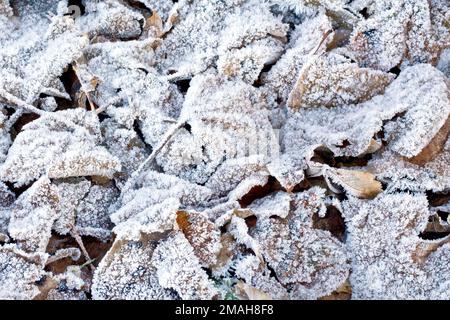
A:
[146,11,164,37]
[235,281,272,300]
[176,211,221,267]
[408,116,450,165]
[327,168,383,199]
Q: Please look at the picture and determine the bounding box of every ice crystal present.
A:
[92,234,177,300]
[0,109,121,187]
[1,0,448,301]
[0,244,47,299]
[8,177,59,252]
[342,193,450,299]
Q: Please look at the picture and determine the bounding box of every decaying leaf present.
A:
[0,109,121,187]
[176,211,222,267]
[342,193,450,299]
[1,0,449,302]
[8,177,59,252]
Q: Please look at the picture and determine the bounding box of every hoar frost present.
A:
[0,0,449,300]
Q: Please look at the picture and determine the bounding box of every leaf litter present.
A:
[0,0,449,300]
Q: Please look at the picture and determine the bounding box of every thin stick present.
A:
[0,88,47,116]
[0,88,84,131]
[70,227,95,272]
[72,62,97,111]
[122,121,185,192]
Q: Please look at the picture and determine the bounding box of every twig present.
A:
[70,227,95,272]
[0,88,85,131]
[4,109,24,131]
[0,88,47,116]
[122,121,186,192]
[72,62,98,111]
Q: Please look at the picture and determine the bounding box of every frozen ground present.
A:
[0,0,449,300]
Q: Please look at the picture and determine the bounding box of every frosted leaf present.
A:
[342,193,450,299]
[176,211,222,267]
[115,171,212,225]
[112,198,179,241]
[288,52,394,108]
[382,64,450,158]
[47,148,122,180]
[269,0,345,16]
[76,183,119,240]
[205,155,269,197]
[78,0,144,40]
[368,139,450,192]
[155,0,237,77]
[251,216,349,299]
[53,178,91,235]
[217,8,288,83]
[262,13,334,109]
[229,215,261,257]
[8,177,59,252]
[0,12,88,104]
[0,109,121,187]
[218,41,284,84]
[102,120,149,188]
[92,234,177,300]
[82,38,160,110]
[151,232,220,299]
[248,191,291,220]
[120,72,183,146]
[0,244,48,300]
[348,0,446,71]
[157,74,276,186]
[233,255,289,300]
[266,152,311,190]
[290,187,328,226]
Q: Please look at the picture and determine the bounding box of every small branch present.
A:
[122,121,186,192]
[0,88,85,131]
[4,109,24,131]
[72,62,98,111]
[0,88,47,116]
[70,227,95,272]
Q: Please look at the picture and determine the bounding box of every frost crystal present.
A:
[1,0,449,301]
[0,244,47,299]
[0,109,120,187]
[8,177,59,252]
[343,193,450,299]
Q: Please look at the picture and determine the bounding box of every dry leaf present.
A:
[235,281,272,300]
[326,168,383,199]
